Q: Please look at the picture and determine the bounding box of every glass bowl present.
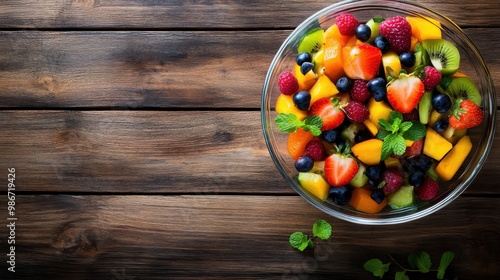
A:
[261,0,496,225]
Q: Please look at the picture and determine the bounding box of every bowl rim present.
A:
[261,0,496,225]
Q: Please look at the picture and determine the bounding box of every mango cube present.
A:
[435,135,472,181]
[423,128,452,161]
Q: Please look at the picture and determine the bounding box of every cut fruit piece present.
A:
[435,135,472,181]
[418,90,433,124]
[309,75,339,105]
[382,51,401,79]
[323,36,345,83]
[297,28,324,55]
[275,94,308,120]
[363,119,378,136]
[310,160,326,177]
[423,127,453,161]
[324,24,353,47]
[351,139,383,166]
[367,98,393,129]
[342,43,382,80]
[312,49,325,75]
[386,73,425,114]
[298,172,331,201]
[384,157,401,169]
[388,185,414,209]
[350,162,368,188]
[428,109,443,127]
[406,16,442,42]
[340,123,365,143]
[445,77,482,105]
[421,39,460,76]
[349,187,388,214]
[294,64,317,91]
[443,126,467,145]
[287,128,315,160]
[365,17,384,43]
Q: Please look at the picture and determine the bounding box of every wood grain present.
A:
[0,0,498,29]
[0,194,498,279]
[0,110,498,195]
[0,29,499,109]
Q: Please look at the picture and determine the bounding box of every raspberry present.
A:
[381,168,404,193]
[415,177,439,200]
[421,66,442,90]
[277,71,299,95]
[343,101,369,123]
[304,139,326,161]
[350,79,371,102]
[335,14,359,36]
[378,16,412,54]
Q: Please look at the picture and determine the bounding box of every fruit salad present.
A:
[274,13,484,214]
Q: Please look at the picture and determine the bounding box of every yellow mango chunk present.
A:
[294,64,317,91]
[405,140,414,147]
[298,172,331,201]
[275,94,307,120]
[406,16,442,41]
[435,135,472,181]
[368,98,393,129]
[352,139,383,166]
[382,51,401,79]
[309,75,339,105]
[385,157,401,169]
[363,119,378,136]
[423,128,453,161]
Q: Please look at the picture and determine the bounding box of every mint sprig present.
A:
[376,111,426,160]
[275,113,323,136]
[363,258,390,279]
[289,220,332,251]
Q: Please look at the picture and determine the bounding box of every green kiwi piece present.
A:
[297,28,324,55]
[388,185,414,209]
[445,76,482,105]
[418,90,433,124]
[365,17,384,43]
[421,39,460,76]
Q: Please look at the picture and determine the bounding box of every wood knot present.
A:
[37,75,67,94]
[213,131,233,143]
[53,227,102,258]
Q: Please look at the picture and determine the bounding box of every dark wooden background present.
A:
[0,0,499,279]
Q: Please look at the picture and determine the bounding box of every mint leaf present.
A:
[289,232,310,251]
[379,119,393,131]
[363,259,390,279]
[437,251,455,279]
[403,120,426,140]
[392,134,407,155]
[395,271,409,280]
[398,121,413,134]
[388,111,403,124]
[376,129,390,140]
[409,251,431,273]
[303,116,323,136]
[312,220,332,240]
[275,113,303,133]
[373,17,385,23]
[381,137,394,161]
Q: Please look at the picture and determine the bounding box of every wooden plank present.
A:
[0,29,499,109]
[0,194,498,278]
[0,0,498,29]
[0,110,498,195]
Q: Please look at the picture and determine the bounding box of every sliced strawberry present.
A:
[405,138,423,158]
[324,153,359,187]
[342,43,382,81]
[309,97,345,131]
[449,99,484,130]
[386,73,425,113]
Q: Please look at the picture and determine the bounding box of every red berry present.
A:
[277,71,299,95]
[350,80,371,102]
[344,100,369,123]
[335,14,359,36]
[386,73,425,114]
[415,177,439,200]
[379,16,412,54]
[381,168,404,193]
[304,139,327,161]
[403,108,419,121]
[449,99,484,130]
[421,66,442,90]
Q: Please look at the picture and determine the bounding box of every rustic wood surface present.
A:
[0,0,499,279]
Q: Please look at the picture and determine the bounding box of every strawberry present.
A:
[324,152,359,187]
[309,97,345,131]
[386,73,425,113]
[342,43,382,81]
[448,99,484,129]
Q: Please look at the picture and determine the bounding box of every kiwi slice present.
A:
[418,90,433,124]
[445,77,482,105]
[297,28,324,55]
[421,39,460,76]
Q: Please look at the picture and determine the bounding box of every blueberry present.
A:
[409,170,425,187]
[365,163,386,184]
[412,154,433,172]
[294,156,314,172]
[373,36,391,53]
[434,118,449,133]
[336,76,353,93]
[399,52,416,68]
[300,62,315,75]
[371,189,385,204]
[329,186,352,205]
[432,93,452,113]
[322,129,339,143]
[293,91,311,111]
[296,52,312,66]
[367,77,387,101]
[354,130,372,143]
[355,24,371,42]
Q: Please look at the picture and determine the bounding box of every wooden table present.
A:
[0,1,499,279]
